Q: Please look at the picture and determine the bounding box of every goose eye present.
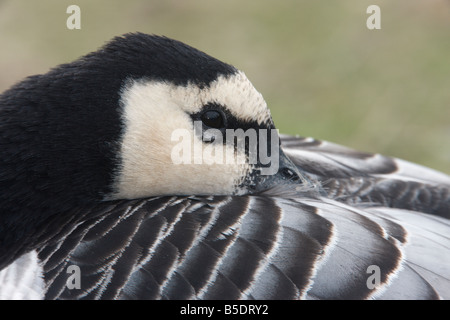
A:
[201,110,225,129]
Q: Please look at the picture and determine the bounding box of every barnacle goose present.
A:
[0,33,449,300]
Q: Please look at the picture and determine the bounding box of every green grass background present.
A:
[0,0,449,174]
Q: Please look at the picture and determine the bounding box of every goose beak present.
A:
[244,148,312,194]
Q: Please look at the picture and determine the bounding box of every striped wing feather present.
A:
[38,135,450,299]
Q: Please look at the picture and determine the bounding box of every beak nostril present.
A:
[280,167,300,181]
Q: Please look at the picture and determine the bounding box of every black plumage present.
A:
[0,33,238,268]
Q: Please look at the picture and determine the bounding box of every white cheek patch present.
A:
[167,71,271,125]
[109,74,265,199]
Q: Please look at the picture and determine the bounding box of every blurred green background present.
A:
[0,0,449,174]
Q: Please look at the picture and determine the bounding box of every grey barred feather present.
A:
[29,135,450,300]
